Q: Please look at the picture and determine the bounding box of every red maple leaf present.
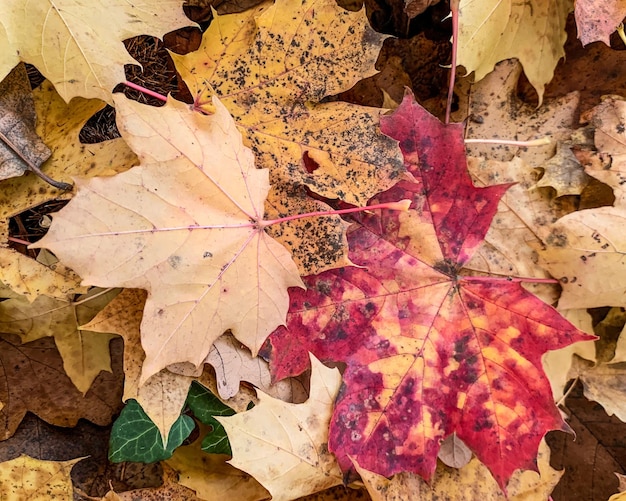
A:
[265,91,595,490]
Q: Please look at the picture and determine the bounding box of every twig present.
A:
[0,131,72,191]
[556,376,579,408]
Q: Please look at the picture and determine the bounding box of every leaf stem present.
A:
[8,236,32,246]
[260,200,412,228]
[123,81,168,102]
[460,275,559,284]
[464,137,551,147]
[445,0,459,125]
[556,376,579,407]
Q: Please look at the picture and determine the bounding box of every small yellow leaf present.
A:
[167,439,270,501]
[0,248,86,302]
[82,288,193,444]
[0,455,83,500]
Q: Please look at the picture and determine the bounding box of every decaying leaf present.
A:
[0,1,194,103]
[536,141,591,197]
[0,455,83,500]
[548,381,626,501]
[537,97,626,308]
[355,439,561,500]
[0,64,50,181]
[457,0,572,103]
[0,333,123,440]
[217,354,343,501]
[33,94,304,385]
[568,355,626,422]
[404,0,440,19]
[0,288,119,394]
[462,60,579,167]
[437,434,472,469]
[172,0,404,273]
[575,0,626,46]
[266,92,593,489]
[206,332,308,402]
[103,463,202,501]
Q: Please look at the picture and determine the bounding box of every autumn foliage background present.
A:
[1,0,626,500]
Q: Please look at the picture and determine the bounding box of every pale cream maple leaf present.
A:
[217,354,343,501]
[33,95,304,384]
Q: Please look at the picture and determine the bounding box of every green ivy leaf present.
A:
[109,399,195,463]
[186,381,236,455]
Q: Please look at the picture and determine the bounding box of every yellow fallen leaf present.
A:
[0,1,194,103]
[172,0,404,273]
[217,354,343,501]
[0,455,83,500]
[457,0,572,104]
[0,248,86,302]
[34,94,304,386]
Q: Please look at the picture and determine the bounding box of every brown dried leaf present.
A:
[463,60,579,167]
[0,333,123,440]
[0,64,50,181]
[0,288,120,394]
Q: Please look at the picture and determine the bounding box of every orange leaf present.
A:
[266,91,595,490]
